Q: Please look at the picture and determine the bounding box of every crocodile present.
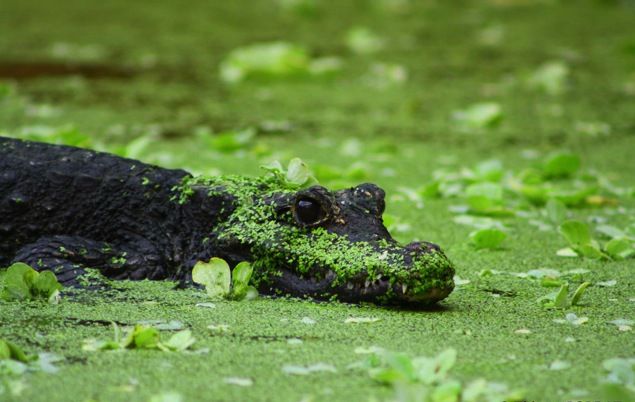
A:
[0,136,455,305]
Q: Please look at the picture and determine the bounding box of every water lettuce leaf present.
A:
[0,262,62,302]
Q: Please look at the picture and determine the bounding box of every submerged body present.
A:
[0,136,455,305]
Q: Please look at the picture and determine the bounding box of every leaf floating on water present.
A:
[0,262,62,303]
[195,302,216,308]
[548,360,571,371]
[608,319,633,332]
[556,247,578,257]
[223,377,254,387]
[453,276,471,286]
[345,27,385,54]
[230,261,254,300]
[137,320,184,331]
[344,317,381,324]
[553,313,588,326]
[469,228,507,250]
[207,324,230,333]
[282,363,337,375]
[219,42,309,84]
[300,317,316,325]
[543,152,580,179]
[192,258,231,299]
[149,392,184,402]
[452,102,503,131]
[528,61,569,95]
[159,330,196,352]
[83,325,195,352]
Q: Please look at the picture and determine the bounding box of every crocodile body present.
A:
[0,136,455,305]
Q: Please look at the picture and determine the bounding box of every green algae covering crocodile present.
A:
[0,136,455,305]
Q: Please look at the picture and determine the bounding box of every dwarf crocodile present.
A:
[0,136,455,305]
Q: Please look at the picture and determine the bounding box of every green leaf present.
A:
[420,180,441,198]
[545,199,567,224]
[469,228,507,250]
[160,330,196,352]
[599,383,635,402]
[553,282,570,308]
[82,339,121,351]
[596,224,627,239]
[433,348,457,380]
[577,242,606,259]
[1,263,62,302]
[563,312,588,325]
[513,182,550,205]
[571,282,590,306]
[602,357,635,386]
[431,379,462,402]
[369,352,414,384]
[230,261,253,300]
[0,340,30,362]
[465,182,503,210]
[344,317,381,324]
[282,363,337,375]
[35,352,63,374]
[219,42,310,84]
[260,160,285,179]
[540,277,563,288]
[1,263,33,301]
[558,220,591,247]
[552,185,597,207]
[605,238,635,260]
[0,340,10,360]
[125,325,160,349]
[539,282,573,309]
[286,158,311,186]
[473,159,504,182]
[31,271,62,299]
[22,268,39,290]
[453,102,503,130]
[149,392,184,402]
[556,247,578,257]
[543,152,580,178]
[366,62,408,87]
[261,158,317,189]
[528,61,569,95]
[308,56,343,77]
[192,258,231,299]
[207,128,255,153]
[48,289,61,304]
[245,286,259,300]
[345,27,385,54]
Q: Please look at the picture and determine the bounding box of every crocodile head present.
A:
[191,176,455,306]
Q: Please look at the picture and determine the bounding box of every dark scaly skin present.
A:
[0,136,455,305]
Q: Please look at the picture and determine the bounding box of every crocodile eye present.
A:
[293,198,326,226]
[294,198,324,226]
[292,186,334,227]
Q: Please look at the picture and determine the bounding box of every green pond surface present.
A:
[1,0,634,401]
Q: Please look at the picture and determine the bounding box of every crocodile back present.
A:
[0,136,191,266]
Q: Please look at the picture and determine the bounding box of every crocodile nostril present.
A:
[406,241,441,253]
[422,241,441,252]
[353,183,386,215]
